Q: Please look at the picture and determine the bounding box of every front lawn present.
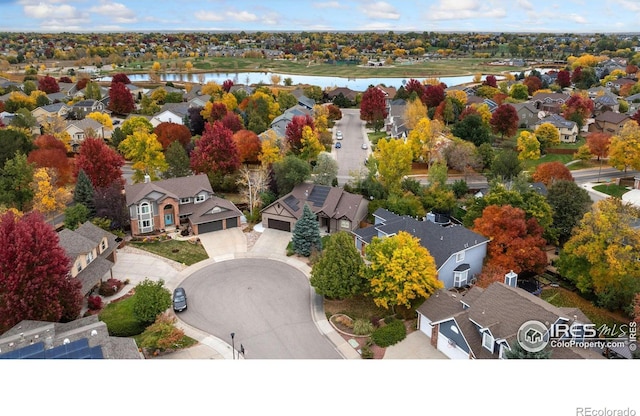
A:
[129,240,209,265]
[324,295,394,321]
[592,184,629,198]
[99,296,147,337]
[540,287,628,329]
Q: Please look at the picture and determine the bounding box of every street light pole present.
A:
[230,332,235,360]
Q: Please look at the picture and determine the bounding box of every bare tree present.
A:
[237,166,269,219]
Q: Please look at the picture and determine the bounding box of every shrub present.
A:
[371,319,407,347]
[99,297,147,337]
[87,295,103,311]
[98,278,123,296]
[360,345,374,359]
[138,313,186,351]
[353,318,375,336]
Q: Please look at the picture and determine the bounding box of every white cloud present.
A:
[261,12,280,26]
[235,10,258,22]
[195,11,225,22]
[610,0,640,12]
[428,0,506,20]
[195,9,258,23]
[568,13,587,24]
[517,0,533,10]
[362,1,400,20]
[89,1,136,24]
[313,1,344,8]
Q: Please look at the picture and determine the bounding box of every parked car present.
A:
[173,287,187,312]
[336,130,343,140]
[335,142,342,148]
[361,143,368,149]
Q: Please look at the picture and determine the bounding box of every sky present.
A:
[0,0,638,33]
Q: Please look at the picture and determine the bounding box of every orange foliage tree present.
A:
[27,135,73,186]
[473,205,548,275]
[531,161,573,186]
[233,129,262,164]
[153,122,192,150]
[586,132,612,161]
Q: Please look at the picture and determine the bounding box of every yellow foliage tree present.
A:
[300,126,324,162]
[152,61,161,72]
[202,81,223,98]
[221,92,238,111]
[609,120,640,172]
[31,168,70,223]
[403,98,428,131]
[407,117,434,162]
[185,61,193,71]
[517,130,541,161]
[446,89,467,106]
[534,122,561,152]
[259,130,283,167]
[87,112,113,129]
[365,231,442,310]
[118,130,168,182]
[374,138,413,194]
[473,103,493,126]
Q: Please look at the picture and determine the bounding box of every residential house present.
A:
[592,92,620,114]
[261,183,369,233]
[150,102,190,127]
[125,174,242,236]
[353,208,489,289]
[385,99,408,139]
[124,83,146,101]
[512,102,540,128]
[31,102,69,124]
[466,96,498,112]
[65,118,110,151]
[70,99,106,119]
[416,278,604,359]
[267,104,313,139]
[608,78,636,91]
[325,87,359,104]
[57,221,118,296]
[624,93,640,114]
[530,92,570,114]
[588,111,631,136]
[535,113,579,143]
[0,315,141,359]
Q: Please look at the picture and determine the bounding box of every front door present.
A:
[165,213,174,226]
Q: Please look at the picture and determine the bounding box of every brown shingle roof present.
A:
[189,196,242,224]
[125,174,212,206]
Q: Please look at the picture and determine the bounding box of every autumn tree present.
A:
[118,130,168,182]
[201,101,228,123]
[310,231,366,299]
[220,112,244,133]
[360,86,388,132]
[187,106,206,136]
[300,125,324,162]
[403,98,428,130]
[0,152,35,211]
[153,122,192,150]
[523,75,543,95]
[285,114,315,155]
[31,168,70,223]
[27,135,72,186]
[490,104,519,139]
[509,84,530,100]
[608,121,640,172]
[532,162,573,186]
[38,75,60,94]
[0,211,83,333]
[272,155,311,196]
[312,152,338,186]
[546,180,592,245]
[292,204,322,257]
[108,80,135,115]
[94,181,129,231]
[163,141,192,179]
[473,205,547,274]
[443,139,482,180]
[534,122,561,154]
[111,73,131,84]
[407,117,441,164]
[190,121,240,177]
[562,93,594,130]
[586,132,612,161]
[259,130,283,167]
[87,111,113,129]
[233,129,262,164]
[236,166,269,218]
[73,169,95,217]
[365,231,442,311]
[557,198,640,311]
[557,70,572,88]
[75,137,125,189]
[374,138,413,195]
[423,83,446,108]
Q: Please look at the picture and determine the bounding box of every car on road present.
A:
[361,143,368,149]
[335,142,342,148]
[336,130,343,140]
[173,287,187,312]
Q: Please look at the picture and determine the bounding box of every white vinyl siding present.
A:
[454,269,468,287]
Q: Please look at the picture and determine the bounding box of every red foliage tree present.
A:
[154,122,192,150]
[326,104,342,121]
[190,121,240,175]
[562,93,594,129]
[233,129,262,164]
[206,102,228,123]
[74,137,125,189]
[493,92,508,105]
[571,67,583,84]
[473,205,547,275]
[484,75,497,88]
[285,114,315,154]
[76,78,89,91]
[27,135,73,186]
[405,78,425,100]
[531,162,574,186]
[108,81,135,115]
[586,132,612,161]
[490,104,519,139]
[557,70,571,88]
[523,75,543,95]
[631,109,640,125]
[222,79,234,93]
[423,84,446,108]
[0,211,83,333]
[111,73,131,84]
[220,112,244,133]
[38,75,60,94]
[359,86,388,131]
[459,105,479,121]
[59,76,73,84]
[626,65,638,77]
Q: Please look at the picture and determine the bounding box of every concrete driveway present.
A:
[198,228,247,258]
[250,228,291,255]
[111,250,182,289]
[177,257,342,359]
[383,331,447,359]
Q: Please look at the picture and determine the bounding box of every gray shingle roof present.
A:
[189,196,242,225]
[125,174,213,206]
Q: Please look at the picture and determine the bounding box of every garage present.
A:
[226,217,238,228]
[268,218,291,232]
[198,220,223,234]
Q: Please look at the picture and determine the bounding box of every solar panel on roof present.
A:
[308,186,330,206]
[0,342,45,359]
[283,195,300,211]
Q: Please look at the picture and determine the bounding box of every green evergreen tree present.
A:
[163,141,192,179]
[310,231,365,299]
[64,203,89,230]
[73,169,95,217]
[0,152,35,211]
[292,204,322,257]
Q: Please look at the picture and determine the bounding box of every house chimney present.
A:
[144,174,151,183]
[505,270,518,288]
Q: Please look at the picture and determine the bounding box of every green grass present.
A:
[324,295,391,321]
[129,240,209,265]
[368,131,388,145]
[592,184,629,198]
[554,137,586,149]
[99,296,147,337]
[541,287,628,329]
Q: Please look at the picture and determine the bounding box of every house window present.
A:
[139,202,150,214]
[482,331,494,353]
[76,262,83,273]
[86,251,94,264]
[340,220,350,229]
[499,344,508,359]
[195,194,206,203]
[179,197,190,204]
[455,251,465,262]
[453,269,468,287]
[101,240,106,252]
